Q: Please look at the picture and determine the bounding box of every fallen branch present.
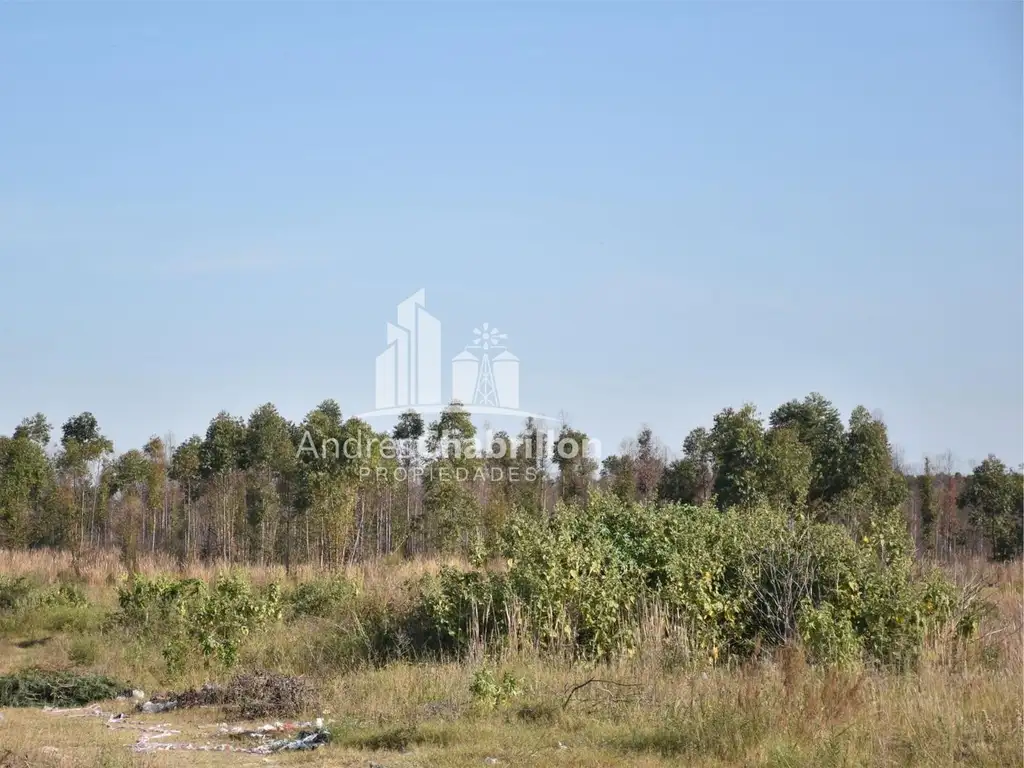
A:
[561,678,643,710]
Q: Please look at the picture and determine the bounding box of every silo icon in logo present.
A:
[492,350,519,409]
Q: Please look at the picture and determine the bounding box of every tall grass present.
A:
[0,548,1020,767]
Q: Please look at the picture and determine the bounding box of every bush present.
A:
[797,600,860,666]
[0,575,36,612]
[0,667,129,708]
[283,576,357,619]
[411,493,967,667]
[469,668,522,709]
[114,571,281,674]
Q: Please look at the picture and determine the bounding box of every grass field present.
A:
[0,549,1020,768]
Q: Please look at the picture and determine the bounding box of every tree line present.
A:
[0,393,1019,568]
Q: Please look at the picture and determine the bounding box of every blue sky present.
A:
[1,2,1021,470]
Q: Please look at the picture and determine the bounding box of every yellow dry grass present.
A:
[0,550,1020,767]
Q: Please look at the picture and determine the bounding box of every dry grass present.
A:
[0,549,1021,767]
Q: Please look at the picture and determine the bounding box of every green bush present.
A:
[0,575,36,612]
[0,667,129,708]
[469,668,522,709]
[114,571,281,674]
[283,576,357,619]
[411,493,968,667]
[797,599,860,666]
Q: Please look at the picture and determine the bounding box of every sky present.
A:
[0,1,1021,471]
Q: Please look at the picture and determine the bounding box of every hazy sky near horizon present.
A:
[1,2,1021,470]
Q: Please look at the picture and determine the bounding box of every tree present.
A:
[552,424,596,507]
[840,406,907,511]
[170,436,203,562]
[601,454,636,502]
[658,427,717,505]
[241,404,295,565]
[13,413,52,447]
[769,393,845,506]
[514,418,550,515]
[57,412,113,554]
[393,409,425,555]
[957,456,1024,562]
[0,421,54,548]
[710,404,768,511]
[200,412,246,560]
[424,402,482,553]
[920,457,936,555]
[761,426,812,515]
[111,449,150,571]
[633,427,665,502]
[141,437,168,555]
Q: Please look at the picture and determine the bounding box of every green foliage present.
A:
[423,402,483,553]
[414,494,964,668]
[115,572,281,674]
[769,393,846,505]
[711,404,768,510]
[0,574,36,611]
[958,456,1024,562]
[797,599,860,666]
[920,457,936,553]
[0,575,87,614]
[40,582,87,608]
[0,431,54,548]
[284,576,357,619]
[469,668,523,708]
[0,667,129,708]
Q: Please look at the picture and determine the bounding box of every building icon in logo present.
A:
[375,289,442,409]
[374,291,520,413]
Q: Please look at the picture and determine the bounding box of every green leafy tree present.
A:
[513,418,550,516]
[170,436,203,562]
[393,409,425,554]
[761,426,813,515]
[601,454,636,502]
[710,404,768,511]
[840,407,907,510]
[111,449,150,571]
[241,404,295,565]
[769,393,846,506]
[200,412,247,560]
[293,400,359,567]
[424,402,482,553]
[958,456,1024,562]
[920,457,936,555]
[0,418,54,547]
[57,412,113,554]
[658,426,716,505]
[13,413,52,447]
[633,426,664,502]
[552,424,596,507]
[141,437,169,555]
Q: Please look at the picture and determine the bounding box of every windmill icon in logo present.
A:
[451,322,520,409]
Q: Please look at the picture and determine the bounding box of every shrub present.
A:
[797,599,860,666]
[114,571,281,674]
[411,493,967,668]
[0,575,36,612]
[0,667,129,708]
[283,576,357,619]
[68,636,99,666]
[469,668,522,709]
